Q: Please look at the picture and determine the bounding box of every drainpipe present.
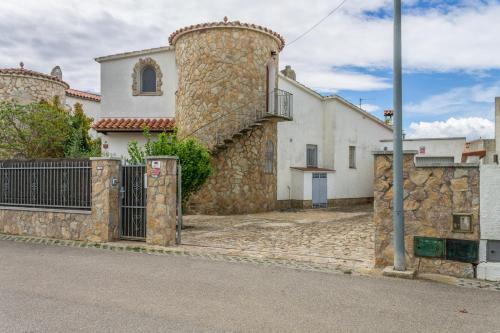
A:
[287,185,291,209]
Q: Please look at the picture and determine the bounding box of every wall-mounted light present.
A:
[271,50,277,59]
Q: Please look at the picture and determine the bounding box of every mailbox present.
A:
[445,239,478,263]
[414,236,445,258]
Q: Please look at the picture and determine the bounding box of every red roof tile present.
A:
[0,68,69,88]
[66,89,101,102]
[461,150,486,163]
[93,118,175,132]
[168,19,285,50]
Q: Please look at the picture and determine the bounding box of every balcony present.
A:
[266,88,293,120]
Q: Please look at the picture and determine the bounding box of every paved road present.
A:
[0,240,498,333]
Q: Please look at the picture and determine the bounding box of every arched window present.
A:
[132,57,163,96]
[265,140,274,174]
[141,66,156,93]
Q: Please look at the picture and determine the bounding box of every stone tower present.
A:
[169,18,285,147]
[169,19,289,214]
[0,63,68,105]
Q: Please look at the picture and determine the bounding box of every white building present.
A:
[89,20,393,213]
[380,137,466,165]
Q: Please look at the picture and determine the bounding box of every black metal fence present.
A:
[0,159,92,210]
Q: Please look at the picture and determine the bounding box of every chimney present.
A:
[50,66,63,80]
[383,109,394,126]
[281,65,296,80]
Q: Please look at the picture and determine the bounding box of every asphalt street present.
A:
[0,240,498,333]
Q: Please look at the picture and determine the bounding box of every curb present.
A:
[0,233,354,276]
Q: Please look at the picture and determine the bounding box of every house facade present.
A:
[380,137,466,165]
[91,19,393,214]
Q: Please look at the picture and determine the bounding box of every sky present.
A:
[1,0,499,140]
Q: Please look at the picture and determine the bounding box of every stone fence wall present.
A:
[374,151,480,278]
[0,157,178,245]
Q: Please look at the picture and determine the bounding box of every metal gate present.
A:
[120,164,146,240]
[312,173,327,208]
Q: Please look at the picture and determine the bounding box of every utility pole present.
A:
[393,0,405,271]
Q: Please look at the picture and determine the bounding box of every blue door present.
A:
[312,173,327,208]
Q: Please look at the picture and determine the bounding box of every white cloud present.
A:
[1,0,500,92]
[296,68,391,93]
[405,82,500,118]
[359,103,380,113]
[406,117,495,140]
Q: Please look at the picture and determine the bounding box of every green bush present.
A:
[0,99,100,159]
[128,130,212,204]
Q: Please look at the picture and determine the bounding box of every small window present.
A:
[141,66,156,93]
[494,154,499,164]
[349,146,356,169]
[265,140,274,173]
[306,144,318,168]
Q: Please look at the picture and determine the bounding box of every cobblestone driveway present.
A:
[180,205,374,272]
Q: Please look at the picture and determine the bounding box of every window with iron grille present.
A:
[306,144,318,168]
[349,146,356,169]
[265,140,274,173]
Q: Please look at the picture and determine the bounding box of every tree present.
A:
[65,103,101,158]
[128,130,212,204]
[0,99,101,159]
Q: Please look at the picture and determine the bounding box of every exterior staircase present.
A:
[212,89,293,153]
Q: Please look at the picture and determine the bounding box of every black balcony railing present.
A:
[268,88,293,120]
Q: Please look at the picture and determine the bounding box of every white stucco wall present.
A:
[65,96,101,122]
[277,77,324,201]
[324,98,393,199]
[277,75,393,201]
[98,49,177,119]
[100,132,159,159]
[477,164,500,281]
[479,165,500,241]
[380,137,466,163]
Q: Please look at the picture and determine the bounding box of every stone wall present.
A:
[187,121,277,215]
[0,73,68,105]
[173,25,281,148]
[0,158,120,243]
[374,152,480,278]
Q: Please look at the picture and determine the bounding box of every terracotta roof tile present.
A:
[66,89,101,102]
[168,19,285,50]
[0,68,69,88]
[93,118,175,132]
[461,149,486,163]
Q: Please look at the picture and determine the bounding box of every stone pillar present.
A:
[88,157,121,243]
[146,156,178,246]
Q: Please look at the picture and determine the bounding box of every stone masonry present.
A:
[172,23,282,149]
[0,70,68,105]
[170,21,284,214]
[146,156,178,246]
[187,121,277,215]
[374,151,480,278]
[87,158,121,242]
